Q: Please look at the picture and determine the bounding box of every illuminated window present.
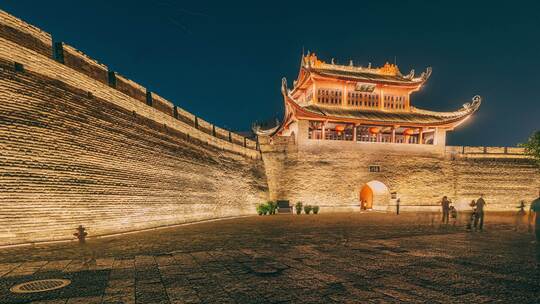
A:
[317,89,342,105]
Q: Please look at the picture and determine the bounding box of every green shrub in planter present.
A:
[268,201,278,215]
[295,202,303,215]
[304,205,313,214]
[256,204,266,215]
[313,206,320,214]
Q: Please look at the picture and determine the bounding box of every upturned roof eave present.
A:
[283,90,481,129]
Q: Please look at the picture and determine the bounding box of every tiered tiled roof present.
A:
[297,52,431,87]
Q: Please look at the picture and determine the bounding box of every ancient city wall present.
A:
[261,139,540,212]
[0,10,267,246]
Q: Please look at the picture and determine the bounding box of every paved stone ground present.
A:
[0,212,539,303]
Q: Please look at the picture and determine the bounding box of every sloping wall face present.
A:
[0,11,267,246]
[262,140,540,212]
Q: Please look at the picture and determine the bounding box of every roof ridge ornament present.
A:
[419,67,432,81]
[281,77,288,96]
[252,119,281,136]
[463,95,482,109]
[403,69,415,79]
[378,62,400,76]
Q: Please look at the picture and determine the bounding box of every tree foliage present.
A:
[520,130,540,166]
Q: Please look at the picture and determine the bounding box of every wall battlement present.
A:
[0,9,258,156]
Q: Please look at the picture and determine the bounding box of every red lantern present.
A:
[368,127,380,134]
[335,125,345,132]
[403,128,414,136]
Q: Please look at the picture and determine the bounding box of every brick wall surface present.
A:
[0,62,268,245]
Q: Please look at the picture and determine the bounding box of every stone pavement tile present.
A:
[63,260,86,273]
[171,253,198,266]
[161,274,189,286]
[263,289,296,303]
[376,277,456,303]
[65,295,102,303]
[109,268,135,281]
[92,258,115,271]
[372,287,424,303]
[135,256,156,268]
[102,293,135,304]
[456,293,495,303]
[227,289,264,303]
[0,263,22,277]
[155,254,176,267]
[112,258,135,270]
[30,299,67,304]
[135,268,161,282]
[37,260,72,273]
[136,281,168,304]
[195,291,235,304]
[105,279,135,294]
[166,286,201,304]
[5,260,48,277]
[190,252,216,264]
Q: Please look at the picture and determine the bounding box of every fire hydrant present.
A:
[74,225,88,244]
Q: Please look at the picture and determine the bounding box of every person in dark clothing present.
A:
[466,199,476,231]
[450,206,458,226]
[396,198,400,215]
[515,200,527,232]
[474,194,487,231]
[529,190,540,243]
[441,196,450,224]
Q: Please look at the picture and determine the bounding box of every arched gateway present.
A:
[359,181,390,210]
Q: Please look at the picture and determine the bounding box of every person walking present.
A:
[515,200,527,232]
[441,196,450,224]
[466,199,476,231]
[450,206,458,227]
[396,198,400,215]
[528,190,540,243]
[474,194,487,231]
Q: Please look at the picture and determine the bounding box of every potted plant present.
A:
[256,204,266,215]
[304,205,313,214]
[268,201,277,215]
[295,202,303,215]
[313,205,319,214]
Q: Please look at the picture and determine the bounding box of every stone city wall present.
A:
[0,10,267,246]
[261,139,540,212]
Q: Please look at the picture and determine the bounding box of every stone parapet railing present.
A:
[446,146,528,159]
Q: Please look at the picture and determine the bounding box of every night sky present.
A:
[2,1,539,146]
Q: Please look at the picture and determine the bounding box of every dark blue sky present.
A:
[3,0,539,146]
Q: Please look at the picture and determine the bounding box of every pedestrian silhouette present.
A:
[441,196,450,224]
[528,190,540,243]
[474,194,487,231]
[466,199,476,231]
[515,200,526,232]
[450,206,458,226]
